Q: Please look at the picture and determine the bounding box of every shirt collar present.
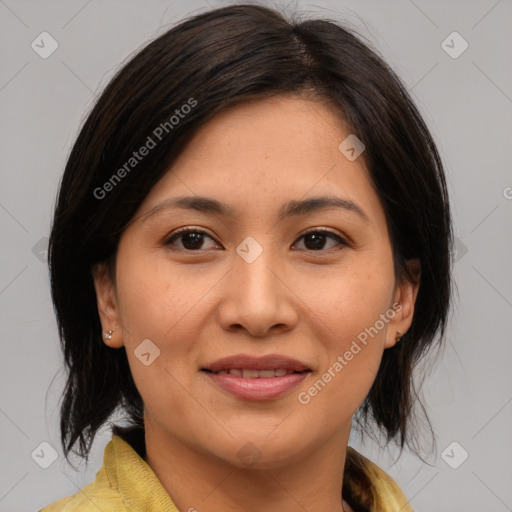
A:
[104,426,180,511]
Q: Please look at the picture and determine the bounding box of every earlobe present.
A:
[384,259,421,349]
[91,262,124,348]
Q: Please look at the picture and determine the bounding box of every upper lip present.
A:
[202,354,311,372]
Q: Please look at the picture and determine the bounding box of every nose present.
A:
[217,247,299,338]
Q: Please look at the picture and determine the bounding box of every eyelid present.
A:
[163,226,350,250]
[300,226,346,240]
[163,226,217,245]
[295,227,349,249]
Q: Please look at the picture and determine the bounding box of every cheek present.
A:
[113,249,215,378]
[302,258,394,412]
[311,254,395,337]
[113,258,200,422]
[115,247,192,341]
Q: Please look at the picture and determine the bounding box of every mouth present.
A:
[201,353,311,374]
[201,354,312,400]
[202,368,309,378]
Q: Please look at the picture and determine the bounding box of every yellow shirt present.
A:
[39,429,414,512]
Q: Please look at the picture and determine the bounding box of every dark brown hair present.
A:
[48,3,452,470]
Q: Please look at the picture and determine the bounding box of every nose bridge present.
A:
[218,237,298,336]
[234,239,282,308]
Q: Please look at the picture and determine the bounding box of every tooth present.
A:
[259,369,275,378]
[229,369,243,377]
[217,370,228,375]
[274,368,287,377]
[242,369,259,378]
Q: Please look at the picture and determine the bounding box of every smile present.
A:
[201,354,312,400]
[202,370,310,400]
[206,368,305,378]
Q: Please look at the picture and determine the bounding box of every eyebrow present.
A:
[140,195,370,224]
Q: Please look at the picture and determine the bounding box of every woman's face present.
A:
[94,95,418,468]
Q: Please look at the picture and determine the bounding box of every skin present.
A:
[93,94,419,512]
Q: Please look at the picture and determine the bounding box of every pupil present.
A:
[306,233,325,250]
[184,232,203,249]
[180,232,327,250]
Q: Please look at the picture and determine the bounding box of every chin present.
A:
[210,433,313,471]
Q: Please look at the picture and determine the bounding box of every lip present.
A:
[202,354,310,372]
[201,354,311,401]
[204,371,310,400]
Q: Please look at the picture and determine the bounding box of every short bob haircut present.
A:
[48,3,452,463]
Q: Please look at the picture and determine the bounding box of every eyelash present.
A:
[164,227,348,252]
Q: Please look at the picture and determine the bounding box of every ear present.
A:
[384,258,421,349]
[91,262,124,348]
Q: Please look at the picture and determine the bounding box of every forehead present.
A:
[135,95,385,226]
[183,94,351,170]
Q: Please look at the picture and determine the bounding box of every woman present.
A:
[41,4,452,511]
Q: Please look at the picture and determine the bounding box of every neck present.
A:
[144,420,353,512]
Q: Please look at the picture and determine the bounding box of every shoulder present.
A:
[38,439,127,512]
[38,475,125,511]
[345,446,415,512]
[39,432,179,512]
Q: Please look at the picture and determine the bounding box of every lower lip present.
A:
[203,371,309,400]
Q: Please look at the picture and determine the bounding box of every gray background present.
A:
[1,0,511,511]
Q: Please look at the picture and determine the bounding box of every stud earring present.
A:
[395,330,403,343]
[104,330,114,340]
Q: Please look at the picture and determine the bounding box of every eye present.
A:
[164,227,348,252]
[164,228,219,251]
[293,229,347,251]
